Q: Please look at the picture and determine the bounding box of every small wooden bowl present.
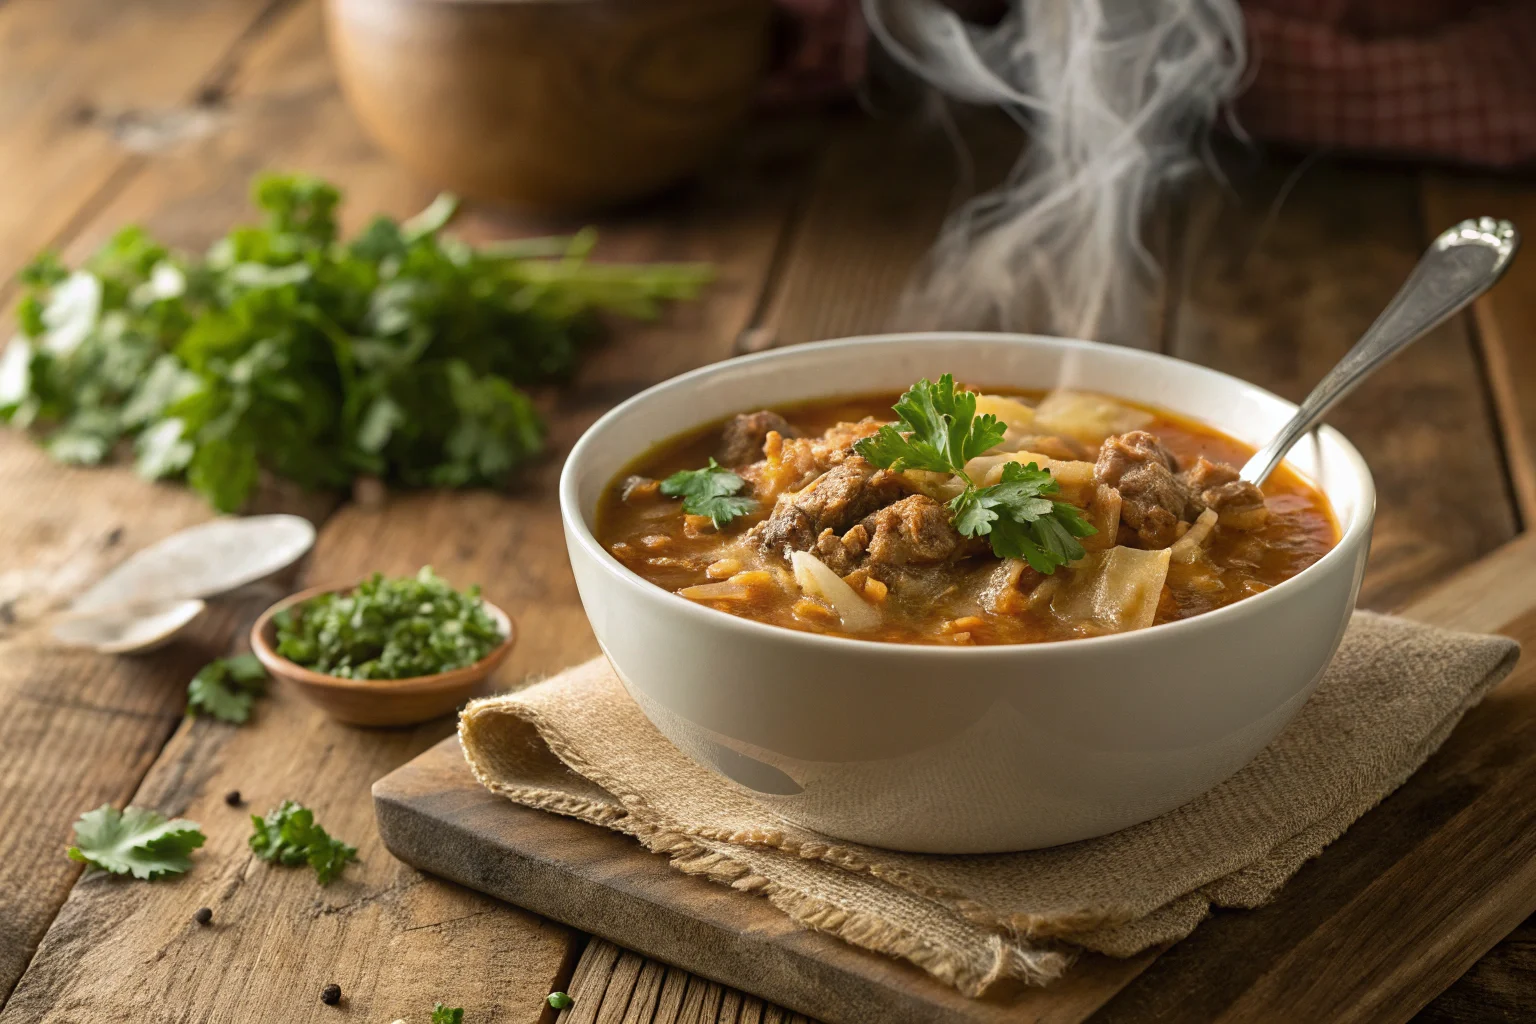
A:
[251,584,516,727]
[324,0,773,213]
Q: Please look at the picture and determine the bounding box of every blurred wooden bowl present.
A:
[251,584,516,728]
[324,0,773,213]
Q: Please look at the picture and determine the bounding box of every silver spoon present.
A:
[1241,217,1520,485]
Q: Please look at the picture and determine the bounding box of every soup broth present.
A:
[596,387,1338,646]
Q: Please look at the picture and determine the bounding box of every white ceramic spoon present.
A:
[51,513,316,654]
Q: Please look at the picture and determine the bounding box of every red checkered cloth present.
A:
[766,0,1536,168]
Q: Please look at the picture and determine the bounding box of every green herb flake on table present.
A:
[185,652,269,724]
[66,805,206,880]
[248,800,357,885]
[275,567,503,680]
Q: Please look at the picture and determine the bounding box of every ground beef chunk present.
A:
[739,417,884,501]
[1178,455,1265,513]
[718,410,800,467]
[751,456,904,557]
[859,494,963,566]
[814,524,868,574]
[1095,430,1193,548]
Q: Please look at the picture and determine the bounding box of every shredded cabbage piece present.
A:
[1050,545,1171,633]
[1170,508,1219,562]
[790,551,880,632]
[1033,391,1152,446]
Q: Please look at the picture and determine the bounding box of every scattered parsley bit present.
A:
[431,1005,465,1024]
[0,173,710,512]
[249,800,358,885]
[854,375,1096,573]
[66,805,205,880]
[659,458,755,527]
[185,652,268,724]
[274,567,503,680]
[547,992,574,1010]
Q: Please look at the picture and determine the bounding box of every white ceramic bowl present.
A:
[560,334,1374,853]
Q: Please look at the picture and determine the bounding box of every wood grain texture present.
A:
[1420,173,1536,525]
[0,356,333,1001]
[0,0,346,999]
[1414,917,1536,1024]
[0,0,282,293]
[1170,158,1518,612]
[754,112,1019,349]
[0,0,810,1016]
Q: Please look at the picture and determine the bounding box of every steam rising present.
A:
[866,0,1246,344]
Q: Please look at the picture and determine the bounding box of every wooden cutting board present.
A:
[373,535,1536,1024]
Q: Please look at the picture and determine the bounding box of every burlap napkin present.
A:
[458,611,1518,995]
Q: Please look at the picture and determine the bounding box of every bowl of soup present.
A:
[559,333,1374,853]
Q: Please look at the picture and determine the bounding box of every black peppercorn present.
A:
[224,790,242,807]
[321,984,341,1006]
[193,907,213,926]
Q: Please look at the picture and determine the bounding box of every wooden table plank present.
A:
[1420,174,1536,525]
[0,0,282,294]
[0,0,354,1000]
[753,112,1019,349]
[1169,158,1518,612]
[0,0,811,1017]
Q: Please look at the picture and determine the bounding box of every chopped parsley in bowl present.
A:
[273,567,506,681]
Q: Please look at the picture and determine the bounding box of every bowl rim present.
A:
[250,581,516,691]
[559,331,1377,657]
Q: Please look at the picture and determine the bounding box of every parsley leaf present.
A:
[659,458,756,527]
[249,800,358,885]
[956,462,1096,573]
[854,375,1006,474]
[431,1005,465,1024]
[855,376,1095,572]
[67,805,205,880]
[186,653,269,724]
[3,173,710,512]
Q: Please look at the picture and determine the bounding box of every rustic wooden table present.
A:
[1,1,1534,1022]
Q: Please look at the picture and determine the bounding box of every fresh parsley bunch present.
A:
[855,375,1096,573]
[0,174,709,512]
[249,800,357,885]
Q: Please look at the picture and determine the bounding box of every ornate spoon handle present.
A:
[1242,217,1520,486]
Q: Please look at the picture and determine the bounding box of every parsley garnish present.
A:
[66,805,205,880]
[431,1005,464,1024]
[249,800,358,885]
[0,173,709,512]
[274,567,503,680]
[659,458,755,527]
[185,652,269,724]
[854,375,1096,572]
